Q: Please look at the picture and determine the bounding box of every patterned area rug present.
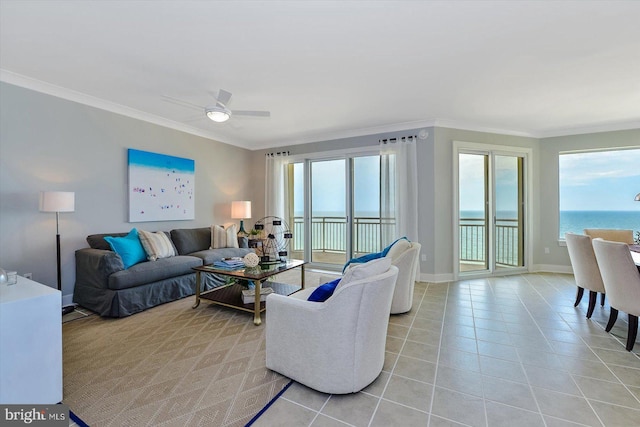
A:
[63,299,289,426]
[62,268,329,426]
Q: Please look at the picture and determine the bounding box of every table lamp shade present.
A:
[231,201,251,219]
[40,191,75,213]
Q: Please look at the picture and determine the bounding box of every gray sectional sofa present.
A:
[74,227,251,317]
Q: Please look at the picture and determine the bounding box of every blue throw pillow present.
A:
[342,237,409,272]
[307,278,341,302]
[104,228,147,269]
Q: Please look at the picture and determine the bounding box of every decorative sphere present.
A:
[243,252,260,268]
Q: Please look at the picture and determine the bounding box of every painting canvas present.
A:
[128,149,195,222]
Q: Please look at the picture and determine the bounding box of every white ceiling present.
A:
[1,1,639,150]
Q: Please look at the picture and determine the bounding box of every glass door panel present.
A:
[458,153,489,273]
[494,155,524,270]
[352,156,382,257]
[290,163,304,261]
[310,159,347,266]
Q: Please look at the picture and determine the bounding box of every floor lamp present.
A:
[40,191,75,315]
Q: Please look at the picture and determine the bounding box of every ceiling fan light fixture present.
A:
[205,106,231,123]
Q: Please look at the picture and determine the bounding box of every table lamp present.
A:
[231,201,251,237]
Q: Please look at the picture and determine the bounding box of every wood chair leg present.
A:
[600,293,605,307]
[586,291,597,318]
[574,287,584,307]
[626,314,638,352]
[605,308,619,332]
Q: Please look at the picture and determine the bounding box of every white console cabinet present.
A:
[0,276,62,404]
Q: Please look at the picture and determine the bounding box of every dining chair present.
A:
[584,228,634,244]
[565,233,605,318]
[592,238,640,351]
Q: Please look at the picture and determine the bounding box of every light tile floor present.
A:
[254,273,640,426]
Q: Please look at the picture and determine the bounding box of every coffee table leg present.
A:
[301,264,305,289]
[192,270,201,309]
[252,280,262,325]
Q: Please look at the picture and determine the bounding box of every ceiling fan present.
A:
[162,89,270,123]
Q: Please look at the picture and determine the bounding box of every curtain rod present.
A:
[265,151,291,157]
[379,135,418,144]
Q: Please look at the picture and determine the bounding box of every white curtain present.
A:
[264,153,291,220]
[380,138,419,244]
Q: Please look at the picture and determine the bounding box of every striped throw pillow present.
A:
[138,230,175,261]
[211,224,239,249]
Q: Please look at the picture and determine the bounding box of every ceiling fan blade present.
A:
[232,110,271,117]
[216,89,233,108]
[161,95,203,111]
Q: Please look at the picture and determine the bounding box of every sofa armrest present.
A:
[75,248,124,290]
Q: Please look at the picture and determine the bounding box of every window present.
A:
[559,148,640,238]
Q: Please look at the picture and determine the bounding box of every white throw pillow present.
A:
[138,230,175,261]
[386,239,412,261]
[337,257,392,290]
[211,224,239,249]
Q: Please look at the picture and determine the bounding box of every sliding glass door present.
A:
[457,150,526,275]
[289,153,387,268]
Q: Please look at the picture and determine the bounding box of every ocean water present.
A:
[560,211,639,238]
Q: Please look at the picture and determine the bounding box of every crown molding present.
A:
[3,69,638,150]
[0,69,239,146]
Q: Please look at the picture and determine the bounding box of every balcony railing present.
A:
[290,215,521,267]
[459,217,521,267]
[292,216,395,255]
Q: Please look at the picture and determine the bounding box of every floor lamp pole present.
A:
[55,212,73,314]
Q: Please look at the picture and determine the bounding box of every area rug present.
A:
[62,294,291,426]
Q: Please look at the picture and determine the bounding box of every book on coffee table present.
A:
[241,286,273,304]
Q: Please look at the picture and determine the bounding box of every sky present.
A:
[560,148,640,211]
[293,157,382,216]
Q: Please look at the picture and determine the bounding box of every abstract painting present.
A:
[128,149,195,222]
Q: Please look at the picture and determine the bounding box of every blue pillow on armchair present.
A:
[307,278,341,302]
[342,237,409,272]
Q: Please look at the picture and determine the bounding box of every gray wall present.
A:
[2,81,637,295]
[0,83,254,302]
[537,129,640,269]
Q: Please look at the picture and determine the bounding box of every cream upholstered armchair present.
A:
[565,233,605,318]
[584,229,634,244]
[265,257,399,394]
[386,240,421,314]
[592,238,640,351]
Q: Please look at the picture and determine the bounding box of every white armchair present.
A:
[386,240,421,314]
[265,258,399,394]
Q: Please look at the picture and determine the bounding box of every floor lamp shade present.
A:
[39,191,75,213]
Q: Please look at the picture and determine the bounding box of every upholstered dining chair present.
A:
[584,228,634,244]
[592,238,640,351]
[265,257,399,394]
[565,233,605,318]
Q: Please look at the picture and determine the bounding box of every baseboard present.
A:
[62,294,74,307]
[531,264,573,274]
[419,272,454,283]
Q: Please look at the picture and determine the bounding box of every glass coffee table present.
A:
[192,259,306,325]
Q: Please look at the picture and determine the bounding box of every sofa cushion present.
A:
[108,255,203,290]
[87,232,128,250]
[104,229,147,269]
[189,247,252,265]
[138,229,175,261]
[170,227,211,255]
